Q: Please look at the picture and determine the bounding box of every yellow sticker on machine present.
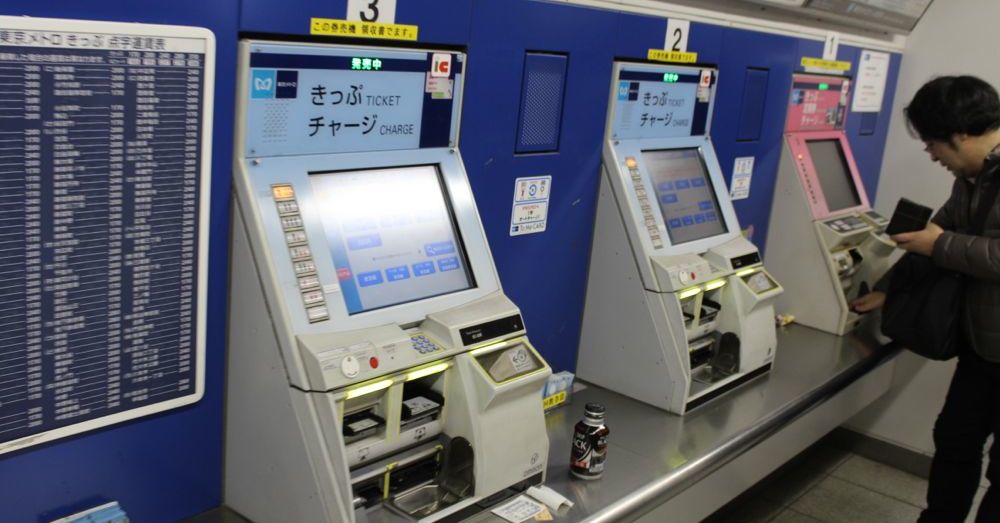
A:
[800,57,852,71]
[542,390,567,410]
[647,49,698,64]
[310,18,419,41]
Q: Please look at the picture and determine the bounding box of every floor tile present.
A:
[831,455,928,507]
[770,508,825,523]
[791,476,923,523]
[702,495,784,523]
[761,461,831,507]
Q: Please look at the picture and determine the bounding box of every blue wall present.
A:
[0,0,901,520]
[0,2,236,522]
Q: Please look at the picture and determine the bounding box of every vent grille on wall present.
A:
[737,67,769,142]
[515,52,568,154]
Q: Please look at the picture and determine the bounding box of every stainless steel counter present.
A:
[540,324,897,522]
[191,323,898,523]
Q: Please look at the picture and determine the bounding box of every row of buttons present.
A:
[272,184,329,323]
[826,216,867,233]
[626,156,663,249]
[410,334,442,355]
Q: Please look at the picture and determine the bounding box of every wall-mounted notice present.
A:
[0,17,214,454]
[510,176,551,236]
[730,156,755,200]
[851,50,890,113]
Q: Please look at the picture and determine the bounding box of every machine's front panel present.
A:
[609,137,741,259]
[786,132,871,219]
[245,149,501,335]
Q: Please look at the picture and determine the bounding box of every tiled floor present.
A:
[704,441,988,523]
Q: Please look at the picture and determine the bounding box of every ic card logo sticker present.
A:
[431,53,451,78]
[251,70,276,99]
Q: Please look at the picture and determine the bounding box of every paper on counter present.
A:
[526,485,574,516]
[491,495,545,523]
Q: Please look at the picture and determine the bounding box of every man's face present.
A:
[924,137,976,177]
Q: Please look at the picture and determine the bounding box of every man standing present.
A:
[852,75,1000,523]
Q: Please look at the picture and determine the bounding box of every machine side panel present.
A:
[766,144,844,334]
[578,173,685,412]
[225,201,347,523]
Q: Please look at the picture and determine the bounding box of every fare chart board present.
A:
[0,17,213,454]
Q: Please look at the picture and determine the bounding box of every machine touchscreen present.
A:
[310,165,475,314]
[645,148,728,244]
[807,139,862,212]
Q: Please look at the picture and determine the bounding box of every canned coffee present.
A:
[570,402,609,480]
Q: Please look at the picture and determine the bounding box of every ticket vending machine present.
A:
[225,41,551,523]
[765,73,894,336]
[577,62,783,415]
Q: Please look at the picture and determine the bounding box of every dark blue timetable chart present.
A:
[0,24,212,453]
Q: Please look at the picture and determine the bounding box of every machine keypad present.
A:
[409,334,442,355]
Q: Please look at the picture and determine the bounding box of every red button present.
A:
[369,357,379,369]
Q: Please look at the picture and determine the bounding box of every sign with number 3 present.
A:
[347,0,397,24]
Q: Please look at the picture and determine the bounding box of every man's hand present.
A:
[891,222,944,257]
[850,291,886,313]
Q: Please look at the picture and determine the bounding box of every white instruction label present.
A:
[852,50,890,113]
[510,176,552,236]
[492,495,545,523]
[730,156,755,200]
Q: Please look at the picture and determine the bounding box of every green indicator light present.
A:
[818,83,830,90]
[663,72,679,83]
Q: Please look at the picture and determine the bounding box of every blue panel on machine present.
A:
[737,67,769,142]
[0,22,211,453]
[515,52,568,153]
[244,44,464,157]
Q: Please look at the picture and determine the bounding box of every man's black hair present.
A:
[905,76,1000,143]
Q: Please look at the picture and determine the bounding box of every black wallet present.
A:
[886,198,933,235]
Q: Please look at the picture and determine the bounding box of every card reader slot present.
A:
[401,388,445,431]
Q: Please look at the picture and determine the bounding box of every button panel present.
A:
[272,183,328,323]
[409,334,443,356]
[626,156,663,249]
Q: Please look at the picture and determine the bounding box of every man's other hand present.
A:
[851,291,887,313]
[891,222,944,257]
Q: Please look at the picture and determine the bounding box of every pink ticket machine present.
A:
[765,73,894,336]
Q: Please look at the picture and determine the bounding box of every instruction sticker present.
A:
[425,73,454,99]
[510,176,552,236]
[730,156,755,200]
[310,18,419,41]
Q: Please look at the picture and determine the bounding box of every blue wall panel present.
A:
[240,0,474,46]
[711,28,798,249]
[461,0,617,372]
[0,1,237,522]
[839,45,903,204]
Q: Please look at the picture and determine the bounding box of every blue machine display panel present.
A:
[245,43,464,157]
[0,23,211,452]
[610,65,715,140]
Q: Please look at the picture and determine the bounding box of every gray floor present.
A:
[704,441,987,523]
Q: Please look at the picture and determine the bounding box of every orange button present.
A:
[369,357,379,369]
[272,185,295,200]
